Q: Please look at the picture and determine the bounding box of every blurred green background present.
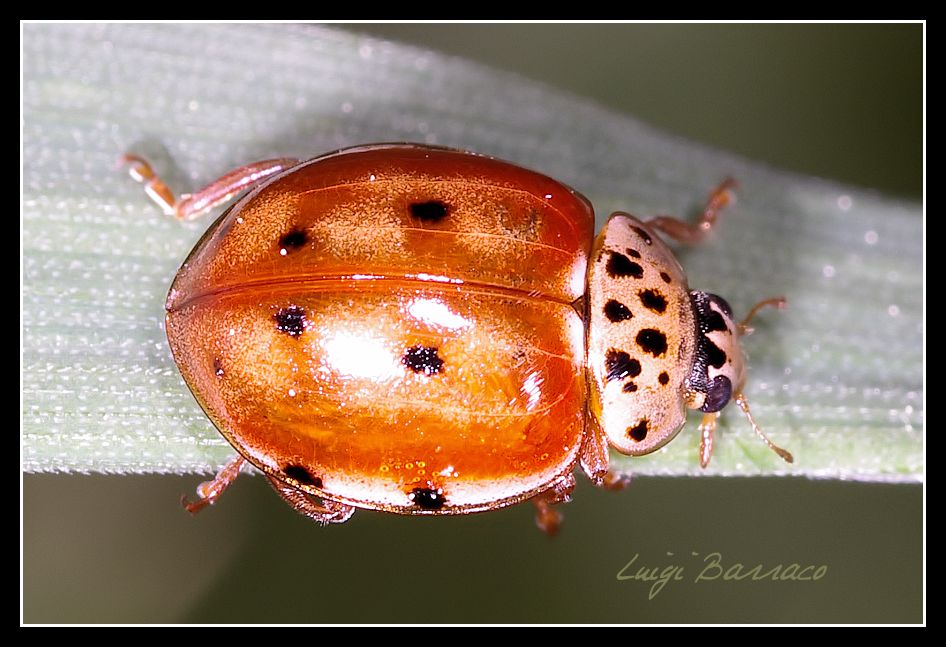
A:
[358,23,922,199]
[23,23,922,623]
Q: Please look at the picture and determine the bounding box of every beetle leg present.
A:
[601,471,632,491]
[581,414,633,490]
[266,477,356,525]
[181,455,246,514]
[698,412,719,468]
[120,154,299,221]
[644,177,737,245]
[533,473,575,537]
[579,415,610,486]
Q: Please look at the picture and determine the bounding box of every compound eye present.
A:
[700,375,733,413]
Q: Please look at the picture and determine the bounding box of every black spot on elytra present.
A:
[660,271,672,284]
[603,299,633,322]
[606,251,644,279]
[213,358,224,378]
[410,200,449,222]
[402,345,445,375]
[704,338,727,369]
[636,328,668,357]
[274,306,306,337]
[409,486,445,510]
[627,419,649,441]
[605,349,642,382]
[639,289,668,314]
[658,371,670,385]
[625,248,642,259]
[278,228,308,252]
[283,464,322,488]
[623,382,638,393]
[631,225,653,245]
[701,375,733,413]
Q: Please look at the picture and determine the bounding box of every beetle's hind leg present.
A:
[266,477,356,525]
[533,473,576,537]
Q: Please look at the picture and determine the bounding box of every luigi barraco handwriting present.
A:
[617,552,828,600]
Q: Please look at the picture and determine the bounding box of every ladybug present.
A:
[123,144,792,534]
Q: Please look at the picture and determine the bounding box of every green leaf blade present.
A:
[22,23,922,482]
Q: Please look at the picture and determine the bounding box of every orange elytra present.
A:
[123,144,791,534]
